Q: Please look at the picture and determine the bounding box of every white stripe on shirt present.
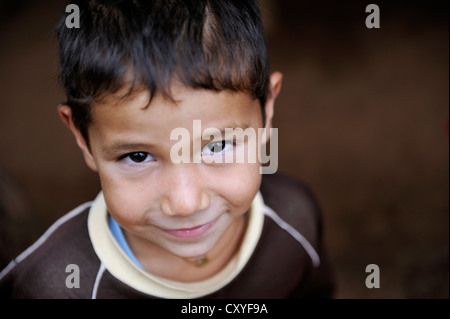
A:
[91,262,106,299]
[262,204,320,267]
[0,201,93,280]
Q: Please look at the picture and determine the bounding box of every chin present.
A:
[164,214,235,259]
[169,236,218,259]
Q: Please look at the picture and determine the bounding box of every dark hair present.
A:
[56,0,270,141]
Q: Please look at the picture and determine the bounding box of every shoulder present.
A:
[214,173,328,298]
[259,173,323,248]
[260,173,321,212]
[0,202,100,298]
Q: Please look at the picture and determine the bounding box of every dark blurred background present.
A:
[0,0,448,298]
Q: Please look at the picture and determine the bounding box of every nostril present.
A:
[199,192,210,211]
[160,198,175,216]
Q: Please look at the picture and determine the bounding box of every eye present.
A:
[202,141,229,154]
[120,152,154,164]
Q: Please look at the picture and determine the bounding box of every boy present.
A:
[0,0,335,298]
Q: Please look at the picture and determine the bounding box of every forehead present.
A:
[88,85,263,143]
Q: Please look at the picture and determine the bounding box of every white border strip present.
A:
[262,205,320,267]
[0,201,93,280]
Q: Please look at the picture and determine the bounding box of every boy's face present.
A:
[60,73,281,261]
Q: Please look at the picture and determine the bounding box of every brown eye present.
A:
[128,152,149,163]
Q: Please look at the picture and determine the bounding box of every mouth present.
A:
[162,217,219,240]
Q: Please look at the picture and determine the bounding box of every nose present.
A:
[160,165,210,217]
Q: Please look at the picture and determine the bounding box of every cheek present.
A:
[99,172,152,227]
[221,163,262,216]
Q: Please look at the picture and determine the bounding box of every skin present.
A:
[59,72,282,282]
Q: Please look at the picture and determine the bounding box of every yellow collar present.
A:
[88,191,265,298]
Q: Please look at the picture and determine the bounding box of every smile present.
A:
[162,217,219,240]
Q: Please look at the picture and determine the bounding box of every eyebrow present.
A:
[211,122,250,133]
[199,122,250,137]
[101,142,155,157]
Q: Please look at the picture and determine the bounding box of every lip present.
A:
[162,217,219,240]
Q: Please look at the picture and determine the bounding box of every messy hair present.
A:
[56,0,270,141]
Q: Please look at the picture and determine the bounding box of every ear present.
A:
[261,71,283,144]
[57,105,98,172]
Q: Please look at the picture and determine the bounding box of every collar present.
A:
[87,191,265,298]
